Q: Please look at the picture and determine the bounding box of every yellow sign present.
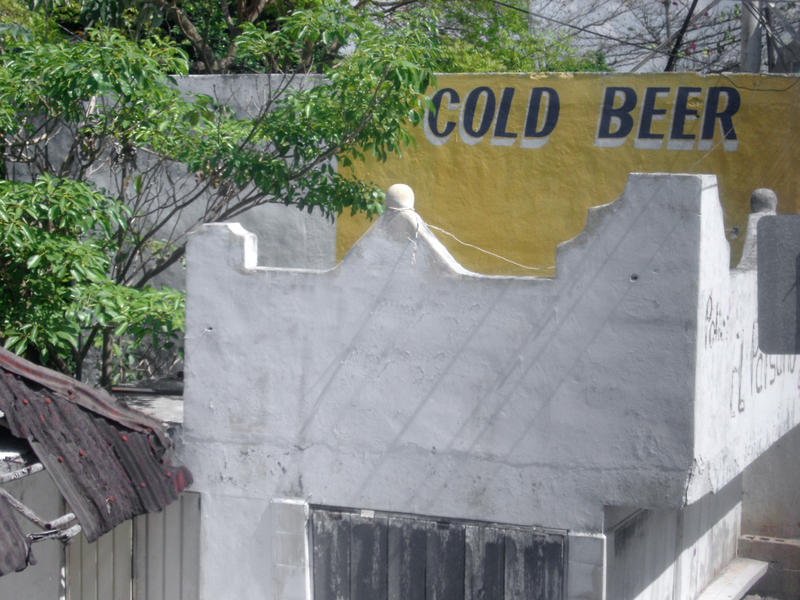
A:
[339,73,800,275]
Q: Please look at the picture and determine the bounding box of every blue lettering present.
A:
[522,88,559,149]
[595,87,637,147]
[460,86,496,145]
[491,87,517,146]
[426,88,459,143]
[699,87,740,151]
[668,86,702,150]
[635,87,670,149]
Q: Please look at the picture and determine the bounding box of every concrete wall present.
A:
[6,74,336,291]
[740,426,800,599]
[690,200,800,503]
[170,76,336,275]
[743,426,800,538]
[606,477,741,600]
[182,173,799,599]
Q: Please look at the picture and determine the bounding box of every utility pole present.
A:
[740,0,763,72]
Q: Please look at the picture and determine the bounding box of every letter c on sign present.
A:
[424,88,460,146]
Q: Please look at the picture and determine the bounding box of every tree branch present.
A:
[665,0,700,71]
[160,0,233,72]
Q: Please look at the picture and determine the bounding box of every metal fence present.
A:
[66,492,200,600]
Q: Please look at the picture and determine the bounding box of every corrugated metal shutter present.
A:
[310,507,566,600]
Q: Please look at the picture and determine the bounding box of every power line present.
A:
[492,0,672,53]
[486,0,736,71]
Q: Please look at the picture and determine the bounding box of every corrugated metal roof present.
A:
[0,347,192,574]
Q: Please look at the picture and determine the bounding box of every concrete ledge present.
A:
[739,535,800,599]
[695,557,768,600]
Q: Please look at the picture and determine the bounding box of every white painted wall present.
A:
[690,198,800,502]
[182,174,799,599]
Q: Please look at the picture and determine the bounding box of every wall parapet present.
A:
[182,174,799,578]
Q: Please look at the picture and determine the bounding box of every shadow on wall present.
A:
[742,426,800,539]
[606,475,742,600]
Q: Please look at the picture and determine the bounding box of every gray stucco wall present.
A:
[742,425,800,539]
[181,174,799,599]
[148,75,336,292]
[607,477,742,600]
[172,75,336,274]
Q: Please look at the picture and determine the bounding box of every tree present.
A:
[73,0,315,73]
[527,0,800,73]
[62,0,607,74]
[0,0,438,383]
[0,0,603,384]
[0,176,183,375]
[392,0,608,72]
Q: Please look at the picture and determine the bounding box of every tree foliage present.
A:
[0,176,182,374]
[38,0,606,74]
[0,0,604,383]
[0,0,438,382]
[386,0,607,73]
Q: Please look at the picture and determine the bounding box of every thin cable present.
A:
[490,0,715,66]
[719,72,800,91]
[426,223,555,273]
[488,0,757,72]
[631,0,727,72]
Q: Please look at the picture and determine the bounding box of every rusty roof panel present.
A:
[0,496,29,576]
[0,349,191,544]
[0,348,170,448]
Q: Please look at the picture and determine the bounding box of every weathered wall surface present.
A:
[741,426,800,599]
[182,173,799,599]
[690,197,800,502]
[743,426,800,539]
[185,174,700,533]
[606,477,741,600]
